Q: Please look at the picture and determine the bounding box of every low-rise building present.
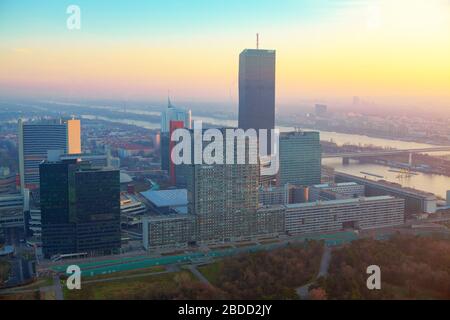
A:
[285,196,405,235]
[142,205,285,250]
[120,193,148,228]
[335,172,437,214]
[141,193,406,250]
[142,213,195,250]
[140,189,188,215]
[310,182,365,201]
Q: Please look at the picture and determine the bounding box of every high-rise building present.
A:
[188,163,260,242]
[160,99,192,172]
[40,158,120,258]
[238,49,276,133]
[18,118,81,190]
[66,119,81,154]
[279,131,322,187]
[186,128,260,242]
[169,120,185,185]
[160,98,191,133]
[160,133,170,172]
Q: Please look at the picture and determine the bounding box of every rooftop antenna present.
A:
[256,33,259,49]
[167,90,173,108]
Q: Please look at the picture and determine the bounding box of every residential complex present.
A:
[143,193,405,249]
[142,214,196,250]
[285,196,405,235]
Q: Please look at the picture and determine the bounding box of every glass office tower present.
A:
[279,131,322,187]
[40,159,120,258]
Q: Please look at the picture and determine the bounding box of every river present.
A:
[80,113,450,199]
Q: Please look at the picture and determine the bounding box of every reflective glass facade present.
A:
[40,160,120,258]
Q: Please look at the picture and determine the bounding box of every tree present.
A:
[309,288,327,300]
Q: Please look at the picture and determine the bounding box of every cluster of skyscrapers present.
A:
[2,118,122,259]
[18,118,81,190]
[145,46,405,250]
[1,44,408,259]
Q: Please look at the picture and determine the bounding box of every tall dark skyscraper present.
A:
[238,49,276,134]
[40,159,120,258]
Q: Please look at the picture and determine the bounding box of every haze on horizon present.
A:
[0,0,449,115]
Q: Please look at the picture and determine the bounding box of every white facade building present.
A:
[160,99,192,133]
[285,196,405,235]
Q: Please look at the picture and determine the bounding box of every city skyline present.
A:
[1,0,450,304]
[0,0,449,114]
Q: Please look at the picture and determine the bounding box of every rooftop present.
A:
[0,245,14,256]
[241,49,276,55]
[120,172,133,184]
[335,172,436,199]
[313,182,360,189]
[286,196,397,209]
[140,189,187,208]
[280,131,320,138]
[143,213,193,223]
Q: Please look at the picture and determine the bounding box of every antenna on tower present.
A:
[256,33,259,49]
[167,90,173,108]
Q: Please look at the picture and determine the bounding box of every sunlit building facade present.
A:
[18,118,81,190]
[285,196,405,235]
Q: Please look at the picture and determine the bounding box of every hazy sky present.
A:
[0,0,449,113]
